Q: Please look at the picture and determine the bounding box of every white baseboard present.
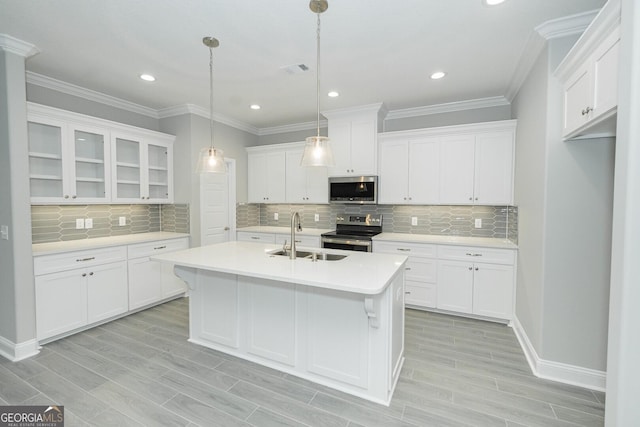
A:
[512,316,606,392]
[0,335,40,362]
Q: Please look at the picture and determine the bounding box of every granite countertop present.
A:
[152,241,407,295]
[373,233,518,249]
[32,232,191,256]
[236,226,332,237]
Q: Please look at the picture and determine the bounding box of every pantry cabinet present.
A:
[27,103,174,204]
[556,0,620,139]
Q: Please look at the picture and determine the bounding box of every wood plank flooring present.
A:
[0,298,605,426]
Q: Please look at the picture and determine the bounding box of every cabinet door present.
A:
[405,282,437,308]
[128,257,163,310]
[285,149,307,203]
[71,124,111,203]
[35,269,87,340]
[408,138,440,204]
[305,164,328,203]
[248,152,268,203]
[473,131,514,205]
[472,263,514,320]
[350,119,377,175]
[327,121,352,176]
[236,231,276,243]
[266,151,286,203]
[378,140,409,204]
[146,141,173,203]
[28,118,69,203]
[161,262,187,298]
[563,63,592,137]
[87,261,129,324]
[439,135,475,204]
[437,260,473,314]
[592,29,620,121]
[112,134,143,202]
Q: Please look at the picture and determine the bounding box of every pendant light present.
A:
[196,36,227,174]
[300,0,335,167]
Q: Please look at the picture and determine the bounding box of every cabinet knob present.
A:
[469,197,473,201]
[89,272,94,276]
[474,197,478,201]
[475,267,479,271]
[64,195,69,199]
[581,106,593,116]
[468,267,473,271]
[72,195,77,199]
[82,273,87,277]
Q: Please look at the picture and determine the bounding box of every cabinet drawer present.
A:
[274,234,321,248]
[128,237,189,259]
[373,241,436,257]
[404,282,436,308]
[437,245,515,265]
[236,232,276,244]
[34,246,127,276]
[404,258,436,283]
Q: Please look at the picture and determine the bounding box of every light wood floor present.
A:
[0,298,605,426]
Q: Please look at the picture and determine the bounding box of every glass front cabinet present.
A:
[27,103,174,205]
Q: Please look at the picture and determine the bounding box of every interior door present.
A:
[200,160,235,246]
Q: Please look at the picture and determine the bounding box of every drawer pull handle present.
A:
[397,248,411,252]
[405,267,412,271]
[153,245,167,250]
[76,257,95,262]
[405,291,411,295]
[465,253,482,257]
[251,237,260,240]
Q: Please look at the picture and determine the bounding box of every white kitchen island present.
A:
[152,241,407,405]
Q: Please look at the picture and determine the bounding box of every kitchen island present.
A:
[152,241,407,405]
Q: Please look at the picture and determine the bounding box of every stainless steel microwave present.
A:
[328,176,378,204]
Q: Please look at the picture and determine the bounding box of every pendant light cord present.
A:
[209,46,215,150]
[315,11,321,139]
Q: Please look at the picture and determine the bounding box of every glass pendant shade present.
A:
[301,136,335,167]
[196,147,227,173]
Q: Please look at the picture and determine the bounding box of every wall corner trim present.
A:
[0,336,40,362]
[512,316,607,392]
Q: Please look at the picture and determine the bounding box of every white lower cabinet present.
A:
[237,230,321,248]
[34,235,189,343]
[127,237,190,310]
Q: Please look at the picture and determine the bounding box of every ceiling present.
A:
[0,0,606,130]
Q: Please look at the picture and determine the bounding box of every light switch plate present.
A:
[314,214,320,222]
[411,217,418,226]
[85,218,93,229]
[274,213,279,220]
[119,216,126,226]
[1,225,8,240]
[475,218,482,228]
[76,218,85,229]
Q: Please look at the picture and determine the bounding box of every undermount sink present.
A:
[268,249,347,261]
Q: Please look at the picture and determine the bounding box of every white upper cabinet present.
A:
[27,103,174,205]
[378,136,439,204]
[111,133,174,204]
[378,120,516,206]
[247,147,286,203]
[556,0,620,140]
[28,107,111,204]
[285,149,328,204]
[323,103,387,177]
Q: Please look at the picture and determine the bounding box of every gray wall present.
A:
[384,105,512,132]
[0,49,36,349]
[512,35,614,371]
[257,127,327,146]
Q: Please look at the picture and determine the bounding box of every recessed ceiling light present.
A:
[327,91,339,98]
[430,71,446,80]
[250,104,261,110]
[139,74,156,82]
[484,0,506,5]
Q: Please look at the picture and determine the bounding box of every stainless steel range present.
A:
[321,214,382,252]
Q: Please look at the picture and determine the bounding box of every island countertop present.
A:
[152,241,407,295]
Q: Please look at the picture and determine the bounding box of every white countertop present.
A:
[373,233,517,249]
[152,241,407,295]
[237,226,332,236]
[32,232,191,256]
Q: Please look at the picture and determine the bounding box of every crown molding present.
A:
[158,104,259,135]
[504,9,600,101]
[26,72,159,118]
[258,120,326,136]
[0,34,39,58]
[385,97,509,121]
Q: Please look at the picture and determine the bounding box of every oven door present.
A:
[321,237,372,252]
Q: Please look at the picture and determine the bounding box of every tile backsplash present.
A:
[237,203,518,242]
[31,204,190,244]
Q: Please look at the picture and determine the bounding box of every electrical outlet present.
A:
[475,218,482,228]
[76,218,85,229]
[314,214,320,222]
[119,216,126,226]
[274,212,279,220]
[411,217,418,226]
[85,218,93,229]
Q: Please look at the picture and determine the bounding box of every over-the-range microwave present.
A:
[328,176,378,204]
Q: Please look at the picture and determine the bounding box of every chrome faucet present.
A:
[290,212,302,259]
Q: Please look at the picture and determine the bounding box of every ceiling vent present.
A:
[281,64,309,75]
